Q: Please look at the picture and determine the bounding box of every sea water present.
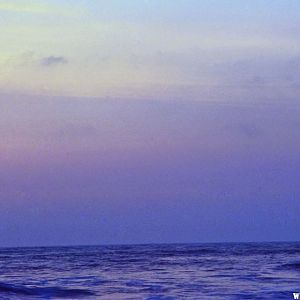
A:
[0,242,299,299]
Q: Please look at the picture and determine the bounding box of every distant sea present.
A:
[0,242,299,299]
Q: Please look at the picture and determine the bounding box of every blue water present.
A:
[0,242,299,299]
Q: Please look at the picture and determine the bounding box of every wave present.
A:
[280,262,300,271]
[0,282,95,298]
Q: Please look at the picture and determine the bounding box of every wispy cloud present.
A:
[40,56,68,67]
[237,123,263,139]
[1,1,300,98]
[0,2,50,14]
[0,1,81,16]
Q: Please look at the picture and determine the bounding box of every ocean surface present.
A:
[0,242,299,299]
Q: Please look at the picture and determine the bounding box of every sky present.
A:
[0,0,300,246]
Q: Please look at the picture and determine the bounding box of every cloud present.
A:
[0,1,81,16]
[56,124,98,140]
[40,56,68,67]
[0,2,51,14]
[236,123,263,139]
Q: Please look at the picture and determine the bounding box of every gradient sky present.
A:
[1,1,300,246]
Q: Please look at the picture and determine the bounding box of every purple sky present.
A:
[0,94,300,246]
[1,1,300,246]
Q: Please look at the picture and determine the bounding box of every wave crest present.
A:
[0,282,94,298]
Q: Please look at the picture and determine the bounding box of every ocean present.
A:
[0,242,299,299]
